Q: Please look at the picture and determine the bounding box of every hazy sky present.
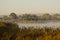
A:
[0,0,60,15]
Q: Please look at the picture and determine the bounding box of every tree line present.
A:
[9,13,60,20]
[2,13,60,22]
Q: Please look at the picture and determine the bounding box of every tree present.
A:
[9,12,18,19]
[41,13,51,20]
[52,14,60,20]
[22,14,39,21]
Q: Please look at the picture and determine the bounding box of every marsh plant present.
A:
[0,22,60,40]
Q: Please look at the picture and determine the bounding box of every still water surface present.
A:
[18,20,60,28]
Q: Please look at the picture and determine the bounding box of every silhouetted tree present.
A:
[9,12,18,19]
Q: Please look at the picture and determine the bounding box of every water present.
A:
[18,20,60,28]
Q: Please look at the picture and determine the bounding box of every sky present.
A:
[0,0,60,15]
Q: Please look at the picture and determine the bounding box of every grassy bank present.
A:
[0,22,60,40]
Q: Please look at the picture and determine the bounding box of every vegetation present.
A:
[0,22,19,40]
[1,13,60,23]
[18,13,60,21]
[0,22,60,40]
[9,12,18,19]
[21,14,39,21]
